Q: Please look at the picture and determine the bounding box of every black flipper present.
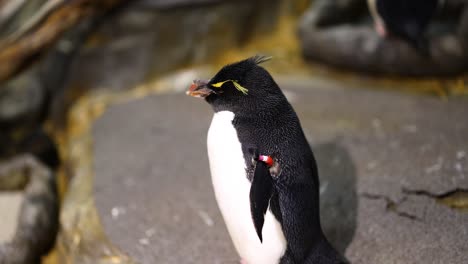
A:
[249,160,274,243]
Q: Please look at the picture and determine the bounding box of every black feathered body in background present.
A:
[368,0,438,52]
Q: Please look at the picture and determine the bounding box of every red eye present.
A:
[189,83,197,91]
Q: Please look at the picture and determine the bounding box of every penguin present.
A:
[367,0,439,53]
[187,56,346,264]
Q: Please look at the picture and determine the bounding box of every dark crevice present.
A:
[402,187,468,199]
[402,187,468,210]
[360,192,423,222]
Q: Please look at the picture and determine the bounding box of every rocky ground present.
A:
[87,78,468,263]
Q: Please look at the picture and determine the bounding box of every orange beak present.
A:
[186,80,213,98]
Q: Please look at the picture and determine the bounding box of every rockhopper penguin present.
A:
[368,0,439,53]
[187,56,345,264]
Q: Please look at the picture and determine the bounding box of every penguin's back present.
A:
[207,110,287,263]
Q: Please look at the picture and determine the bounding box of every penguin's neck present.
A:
[209,93,288,117]
[213,101,291,132]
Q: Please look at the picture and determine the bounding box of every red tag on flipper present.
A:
[258,155,274,167]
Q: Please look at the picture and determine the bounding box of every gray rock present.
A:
[298,0,365,28]
[0,67,47,160]
[68,0,282,91]
[0,155,58,264]
[0,15,91,166]
[92,80,467,263]
[0,0,44,38]
[0,67,43,129]
[134,0,227,9]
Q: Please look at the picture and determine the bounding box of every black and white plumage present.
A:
[368,0,439,52]
[187,56,345,264]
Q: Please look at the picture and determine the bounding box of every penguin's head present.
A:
[187,55,283,112]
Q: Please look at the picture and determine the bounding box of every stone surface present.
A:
[0,0,44,38]
[135,0,228,8]
[0,155,58,264]
[0,11,90,166]
[69,0,282,92]
[0,192,22,242]
[92,80,468,263]
[0,67,44,129]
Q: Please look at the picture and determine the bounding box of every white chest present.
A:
[207,111,287,263]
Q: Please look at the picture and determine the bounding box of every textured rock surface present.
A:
[0,68,43,127]
[92,81,467,263]
[0,67,45,159]
[69,0,281,91]
[0,155,58,264]
[0,72,60,168]
[0,13,91,167]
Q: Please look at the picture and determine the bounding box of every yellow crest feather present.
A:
[211,80,230,88]
[211,80,248,95]
[232,81,248,95]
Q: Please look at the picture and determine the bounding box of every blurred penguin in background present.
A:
[367,0,439,54]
